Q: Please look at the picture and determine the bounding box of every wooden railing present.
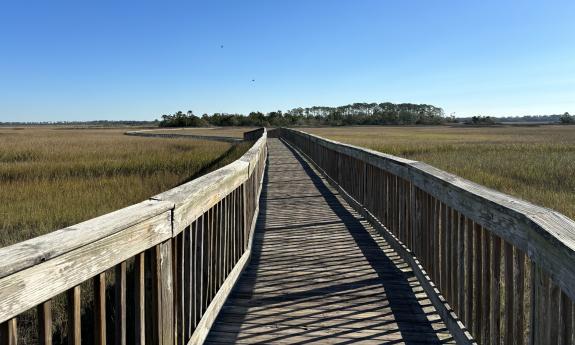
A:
[0,129,267,345]
[280,128,575,345]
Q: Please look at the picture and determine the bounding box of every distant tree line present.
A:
[477,113,573,124]
[0,120,158,127]
[158,102,447,127]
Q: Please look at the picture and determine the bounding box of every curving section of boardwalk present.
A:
[206,139,455,344]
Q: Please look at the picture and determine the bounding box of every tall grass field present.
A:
[303,125,575,220]
[0,127,249,248]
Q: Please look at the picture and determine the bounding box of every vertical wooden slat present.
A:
[67,285,81,345]
[503,242,513,345]
[134,252,145,345]
[473,223,482,343]
[482,228,491,343]
[184,227,192,341]
[0,318,18,345]
[514,249,525,345]
[457,212,465,321]
[465,218,473,329]
[445,206,452,302]
[38,300,52,345]
[451,209,458,314]
[549,281,560,344]
[434,198,441,288]
[559,291,572,345]
[94,272,106,345]
[490,236,501,345]
[441,203,448,295]
[159,241,174,345]
[115,261,127,345]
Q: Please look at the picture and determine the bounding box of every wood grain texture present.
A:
[115,262,127,345]
[0,200,173,280]
[67,286,81,345]
[38,300,52,345]
[0,210,171,323]
[94,273,106,345]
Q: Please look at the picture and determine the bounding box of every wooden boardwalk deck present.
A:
[205,139,455,344]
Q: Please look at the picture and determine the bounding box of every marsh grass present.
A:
[147,126,257,138]
[303,125,575,219]
[0,127,248,248]
[1,127,251,344]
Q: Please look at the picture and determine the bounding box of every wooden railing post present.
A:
[154,241,174,345]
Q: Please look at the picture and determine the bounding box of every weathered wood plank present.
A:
[134,252,145,345]
[153,161,249,234]
[94,272,106,345]
[0,210,171,324]
[38,300,52,345]
[115,262,127,345]
[0,200,173,280]
[67,286,81,345]
[0,318,17,345]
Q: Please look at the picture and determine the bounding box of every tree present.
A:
[560,112,574,124]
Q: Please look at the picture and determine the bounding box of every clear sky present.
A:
[0,0,574,121]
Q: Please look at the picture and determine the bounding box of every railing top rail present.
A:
[281,127,575,301]
[0,128,267,280]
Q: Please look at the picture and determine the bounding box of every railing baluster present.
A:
[94,272,106,345]
[67,285,81,345]
[0,318,18,345]
[491,235,501,344]
[134,252,145,345]
[482,228,491,342]
[115,261,127,345]
[38,300,52,345]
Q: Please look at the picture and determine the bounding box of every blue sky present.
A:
[0,0,573,121]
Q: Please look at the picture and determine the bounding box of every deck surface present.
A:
[206,139,455,344]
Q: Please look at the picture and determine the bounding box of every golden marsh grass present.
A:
[0,127,249,248]
[302,125,575,219]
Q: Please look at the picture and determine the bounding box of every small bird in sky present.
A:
[251,79,255,82]
[220,45,224,48]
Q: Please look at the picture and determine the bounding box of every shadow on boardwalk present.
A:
[206,139,453,344]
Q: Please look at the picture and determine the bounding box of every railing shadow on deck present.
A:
[210,142,450,344]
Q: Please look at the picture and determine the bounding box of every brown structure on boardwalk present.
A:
[1,128,574,344]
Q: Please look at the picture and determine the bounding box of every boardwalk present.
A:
[206,139,455,344]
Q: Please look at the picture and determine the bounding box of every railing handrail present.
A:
[0,128,267,325]
[281,127,575,302]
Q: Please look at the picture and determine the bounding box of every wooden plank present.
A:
[481,227,491,343]
[0,210,171,324]
[550,281,560,344]
[94,272,106,345]
[115,261,127,345]
[503,241,513,344]
[560,291,573,345]
[153,160,249,234]
[514,249,525,345]
[0,200,173,280]
[465,218,473,330]
[134,253,145,345]
[38,300,52,345]
[67,286,81,345]
[0,318,17,345]
[159,240,174,345]
[473,223,482,342]
[184,227,192,340]
[457,212,465,321]
[490,236,501,345]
